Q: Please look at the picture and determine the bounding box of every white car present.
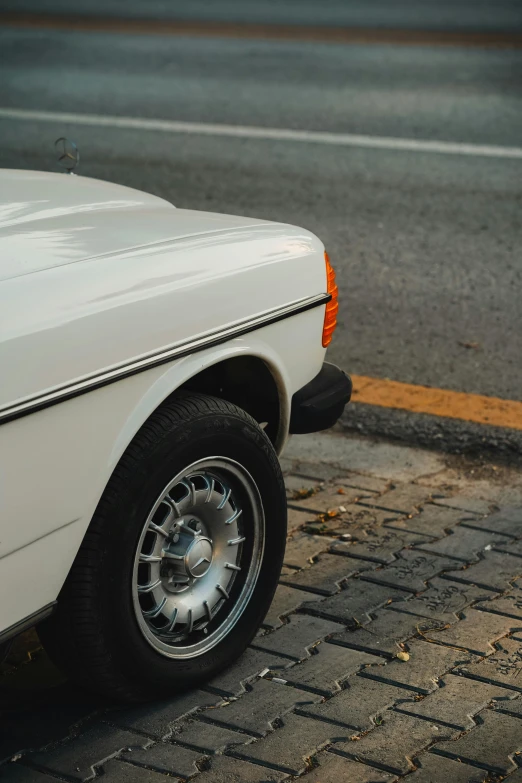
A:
[0,168,351,701]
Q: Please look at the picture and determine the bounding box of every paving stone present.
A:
[398,672,518,729]
[251,614,344,661]
[337,712,454,776]
[287,507,316,534]
[285,461,347,482]
[297,674,413,730]
[385,506,470,538]
[302,753,394,782]
[29,726,152,782]
[108,691,222,739]
[321,504,401,536]
[206,647,291,697]
[348,505,403,526]
[189,755,290,782]
[285,475,323,496]
[424,609,515,656]
[362,638,476,695]
[476,579,522,620]
[403,753,487,782]
[484,487,522,508]
[358,484,432,515]
[233,713,352,775]
[442,485,507,506]
[332,609,445,657]
[504,769,522,783]
[332,528,430,565]
[432,496,494,515]
[301,580,408,627]
[495,697,522,717]
[262,584,318,629]
[446,551,522,593]
[391,577,494,623]
[281,642,383,696]
[0,690,97,766]
[172,720,249,753]
[98,759,178,782]
[283,533,333,570]
[282,432,444,482]
[296,504,397,537]
[339,474,391,494]
[280,553,373,596]
[0,765,63,783]
[298,517,350,536]
[121,742,203,778]
[458,638,522,691]
[460,508,522,539]
[432,709,522,775]
[415,527,510,563]
[496,538,522,557]
[202,678,320,737]
[288,486,372,514]
[361,550,458,594]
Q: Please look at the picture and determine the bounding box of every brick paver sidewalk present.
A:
[2,432,522,782]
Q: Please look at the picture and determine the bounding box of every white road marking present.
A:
[1,107,521,160]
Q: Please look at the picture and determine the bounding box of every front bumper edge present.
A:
[289,361,352,434]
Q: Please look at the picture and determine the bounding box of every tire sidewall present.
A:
[91,405,286,694]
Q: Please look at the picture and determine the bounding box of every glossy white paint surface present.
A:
[0,168,269,281]
[0,170,328,635]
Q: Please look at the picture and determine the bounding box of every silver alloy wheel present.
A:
[132,457,264,658]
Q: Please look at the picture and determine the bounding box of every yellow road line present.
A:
[351,375,522,431]
[1,14,522,49]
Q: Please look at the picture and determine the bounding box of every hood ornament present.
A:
[54,137,79,174]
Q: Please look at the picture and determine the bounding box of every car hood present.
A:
[0,170,327,413]
[0,169,270,282]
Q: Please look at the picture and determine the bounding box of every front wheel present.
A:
[39,393,287,702]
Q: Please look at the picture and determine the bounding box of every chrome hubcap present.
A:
[160,523,214,592]
[132,457,264,659]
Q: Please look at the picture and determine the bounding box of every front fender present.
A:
[0,305,325,632]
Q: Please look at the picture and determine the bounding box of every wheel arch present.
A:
[107,341,291,482]
[177,354,282,445]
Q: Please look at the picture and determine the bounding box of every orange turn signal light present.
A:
[322,251,338,347]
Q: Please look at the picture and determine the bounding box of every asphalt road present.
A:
[2,0,522,33]
[0,15,521,401]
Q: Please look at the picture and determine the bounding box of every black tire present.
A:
[38,392,286,702]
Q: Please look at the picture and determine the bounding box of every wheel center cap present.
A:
[185,536,213,578]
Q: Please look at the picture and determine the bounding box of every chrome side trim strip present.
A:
[0,293,330,425]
